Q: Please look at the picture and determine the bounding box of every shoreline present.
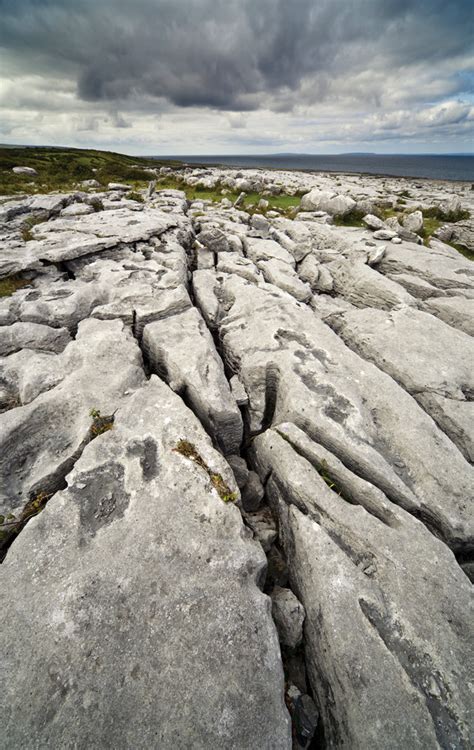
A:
[165,158,474,184]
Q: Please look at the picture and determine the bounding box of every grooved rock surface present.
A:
[252,424,473,750]
[0,378,290,749]
[0,169,473,749]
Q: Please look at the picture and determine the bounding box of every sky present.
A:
[0,0,473,155]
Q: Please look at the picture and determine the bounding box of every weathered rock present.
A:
[298,255,320,288]
[142,307,243,454]
[243,507,277,551]
[403,210,423,234]
[0,377,291,749]
[373,228,397,240]
[378,242,474,293]
[366,244,386,266]
[60,202,95,217]
[329,259,416,310]
[197,226,230,254]
[241,470,265,512]
[227,454,249,489]
[257,259,312,302]
[0,321,71,356]
[300,190,356,217]
[333,306,474,462]
[80,178,101,188]
[362,214,384,230]
[312,264,334,292]
[245,237,295,267]
[422,295,474,336]
[0,318,146,519]
[252,424,473,750]
[107,182,130,190]
[12,166,37,176]
[216,275,473,550]
[271,587,305,649]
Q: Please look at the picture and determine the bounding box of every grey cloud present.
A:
[0,0,472,113]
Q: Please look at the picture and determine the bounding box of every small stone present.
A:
[373,229,397,240]
[107,182,130,191]
[266,545,289,589]
[230,375,248,406]
[294,694,319,748]
[366,245,386,266]
[241,471,264,512]
[271,586,305,649]
[81,179,101,188]
[313,265,333,292]
[12,166,37,176]
[234,191,246,207]
[226,455,249,489]
[391,237,402,244]
[362,214,384,231]
[244,508,277,551]
[402,210,423,234]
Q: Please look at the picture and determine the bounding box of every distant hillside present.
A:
[0,146,181,195]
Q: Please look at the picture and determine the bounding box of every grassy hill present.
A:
[0,146,180,196]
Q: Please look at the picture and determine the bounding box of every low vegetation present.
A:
[174,439,237,503]
[0,275,31,297]
[0,146,179,196]
[21,214,45,241]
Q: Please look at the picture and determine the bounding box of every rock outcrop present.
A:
[0,167,473,749]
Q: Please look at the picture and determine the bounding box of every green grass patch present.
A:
[21,214,45,241]
[421,217,444,245]
[333,210,366,228]
[125,191,145,203]
[449,242,474,262]
[0,275,31,297]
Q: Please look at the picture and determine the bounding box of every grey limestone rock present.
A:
[0,321,71,356]
[333,306,474,461]
[0,377,291,749]
[271,586,305,649]
[252,424,474,750]
[142,307,243,455]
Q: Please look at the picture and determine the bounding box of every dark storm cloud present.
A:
[0,0,473,112]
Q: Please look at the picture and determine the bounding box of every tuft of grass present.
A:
[89,408,114,437]
[448,242,474,262]
[421,217,444,246]
[125,191,144,203]
[174,439,237,503]
[333,210,366,228]
[21,214,45,241]
[0,275,31,297]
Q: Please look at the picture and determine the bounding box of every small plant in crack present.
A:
[89,408,115,437]
[173,439,237,503]
[20,214,45,242]
[0,490,52,536]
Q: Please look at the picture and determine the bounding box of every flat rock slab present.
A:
[214,275,474,551]
[0,209,181,275]
[332,306,474,462]
[252,424,474,750]
[0,318,146,518]
[0,378,290,749]
[142,307,243,454]
[328,259,416,310]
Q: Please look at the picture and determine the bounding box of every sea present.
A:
[156,154,474,182]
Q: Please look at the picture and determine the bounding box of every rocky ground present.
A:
[0,164,473,749]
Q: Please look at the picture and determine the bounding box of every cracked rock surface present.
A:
[0,168,473,749]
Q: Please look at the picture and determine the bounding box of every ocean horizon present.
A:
[154,153,474,182]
